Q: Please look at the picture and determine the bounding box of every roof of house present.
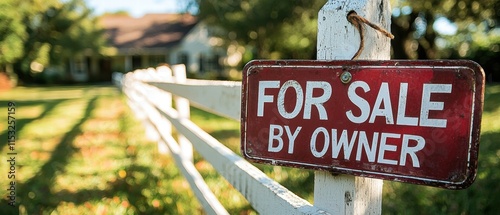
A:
[100,13,198,50]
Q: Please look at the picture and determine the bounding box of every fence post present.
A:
[314,0,391,214]
[155,65,174,155]
[134,69,161,143]
[172,64,193,162]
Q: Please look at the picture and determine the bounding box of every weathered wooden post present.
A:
[314,0,391,214]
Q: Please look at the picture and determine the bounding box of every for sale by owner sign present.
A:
[241,60,484,189]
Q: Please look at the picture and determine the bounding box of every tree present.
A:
[196,0,498,81]
[197,0,326,63]
[391,0,499,81]
[0,0,26,70]
[2,0,106,83]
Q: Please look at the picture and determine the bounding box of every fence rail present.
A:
[113,65,328,215]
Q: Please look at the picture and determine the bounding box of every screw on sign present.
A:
[241,60,485,189]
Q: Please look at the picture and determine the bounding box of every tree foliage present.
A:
[0,0,26,66]
[391,0,499,80]
[196,0,499,80]
[0,0,106,83]
[197,0,326,62]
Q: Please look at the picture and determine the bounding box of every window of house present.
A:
[205,54,221,72]
[212,54,222,71]
[178,53,189,67]
[85,57,92,75]
[74,58,85,74]
[132,55,142,70]
[149,55,166,67]
[198,54,205,73]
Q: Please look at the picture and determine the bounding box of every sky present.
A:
[84,0,187,17]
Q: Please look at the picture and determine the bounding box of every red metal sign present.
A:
[241,60,484,189]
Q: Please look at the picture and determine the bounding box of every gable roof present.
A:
[101,13,198,50]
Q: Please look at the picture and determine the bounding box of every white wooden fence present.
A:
[111,1,391,214]
[112,65,329,215]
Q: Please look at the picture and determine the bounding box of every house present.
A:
[69,13,225,82]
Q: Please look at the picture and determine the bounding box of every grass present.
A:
[0,86,199,214]
[0,83,499,214]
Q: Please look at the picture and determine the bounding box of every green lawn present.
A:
[0,84,499,214]
[0,86,200,214]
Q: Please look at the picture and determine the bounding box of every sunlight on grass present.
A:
[81,119,121,133]
[0,86,119,102]
[0,85,201,214]
[12,99,91,185]
[14,104,45,119]
[19,99,89,138]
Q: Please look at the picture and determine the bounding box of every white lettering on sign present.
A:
[397,83,418,126]
[420,84,452,128]
[346,81,371,123]
[331,129,356,160]
[277,80,304,119]
[377,133,399,165]
[310,127,329,158]
[255,79,453,169]
[257,81,280,117]
[257,80,332,120]
[268,124,302,154]
[268,124,284,153]
[304,81,332,120]
[400,134,425,167]
[356,131,378,162]
[307,128,426,167]
[369,83,394,124]
[345,81,452,128]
